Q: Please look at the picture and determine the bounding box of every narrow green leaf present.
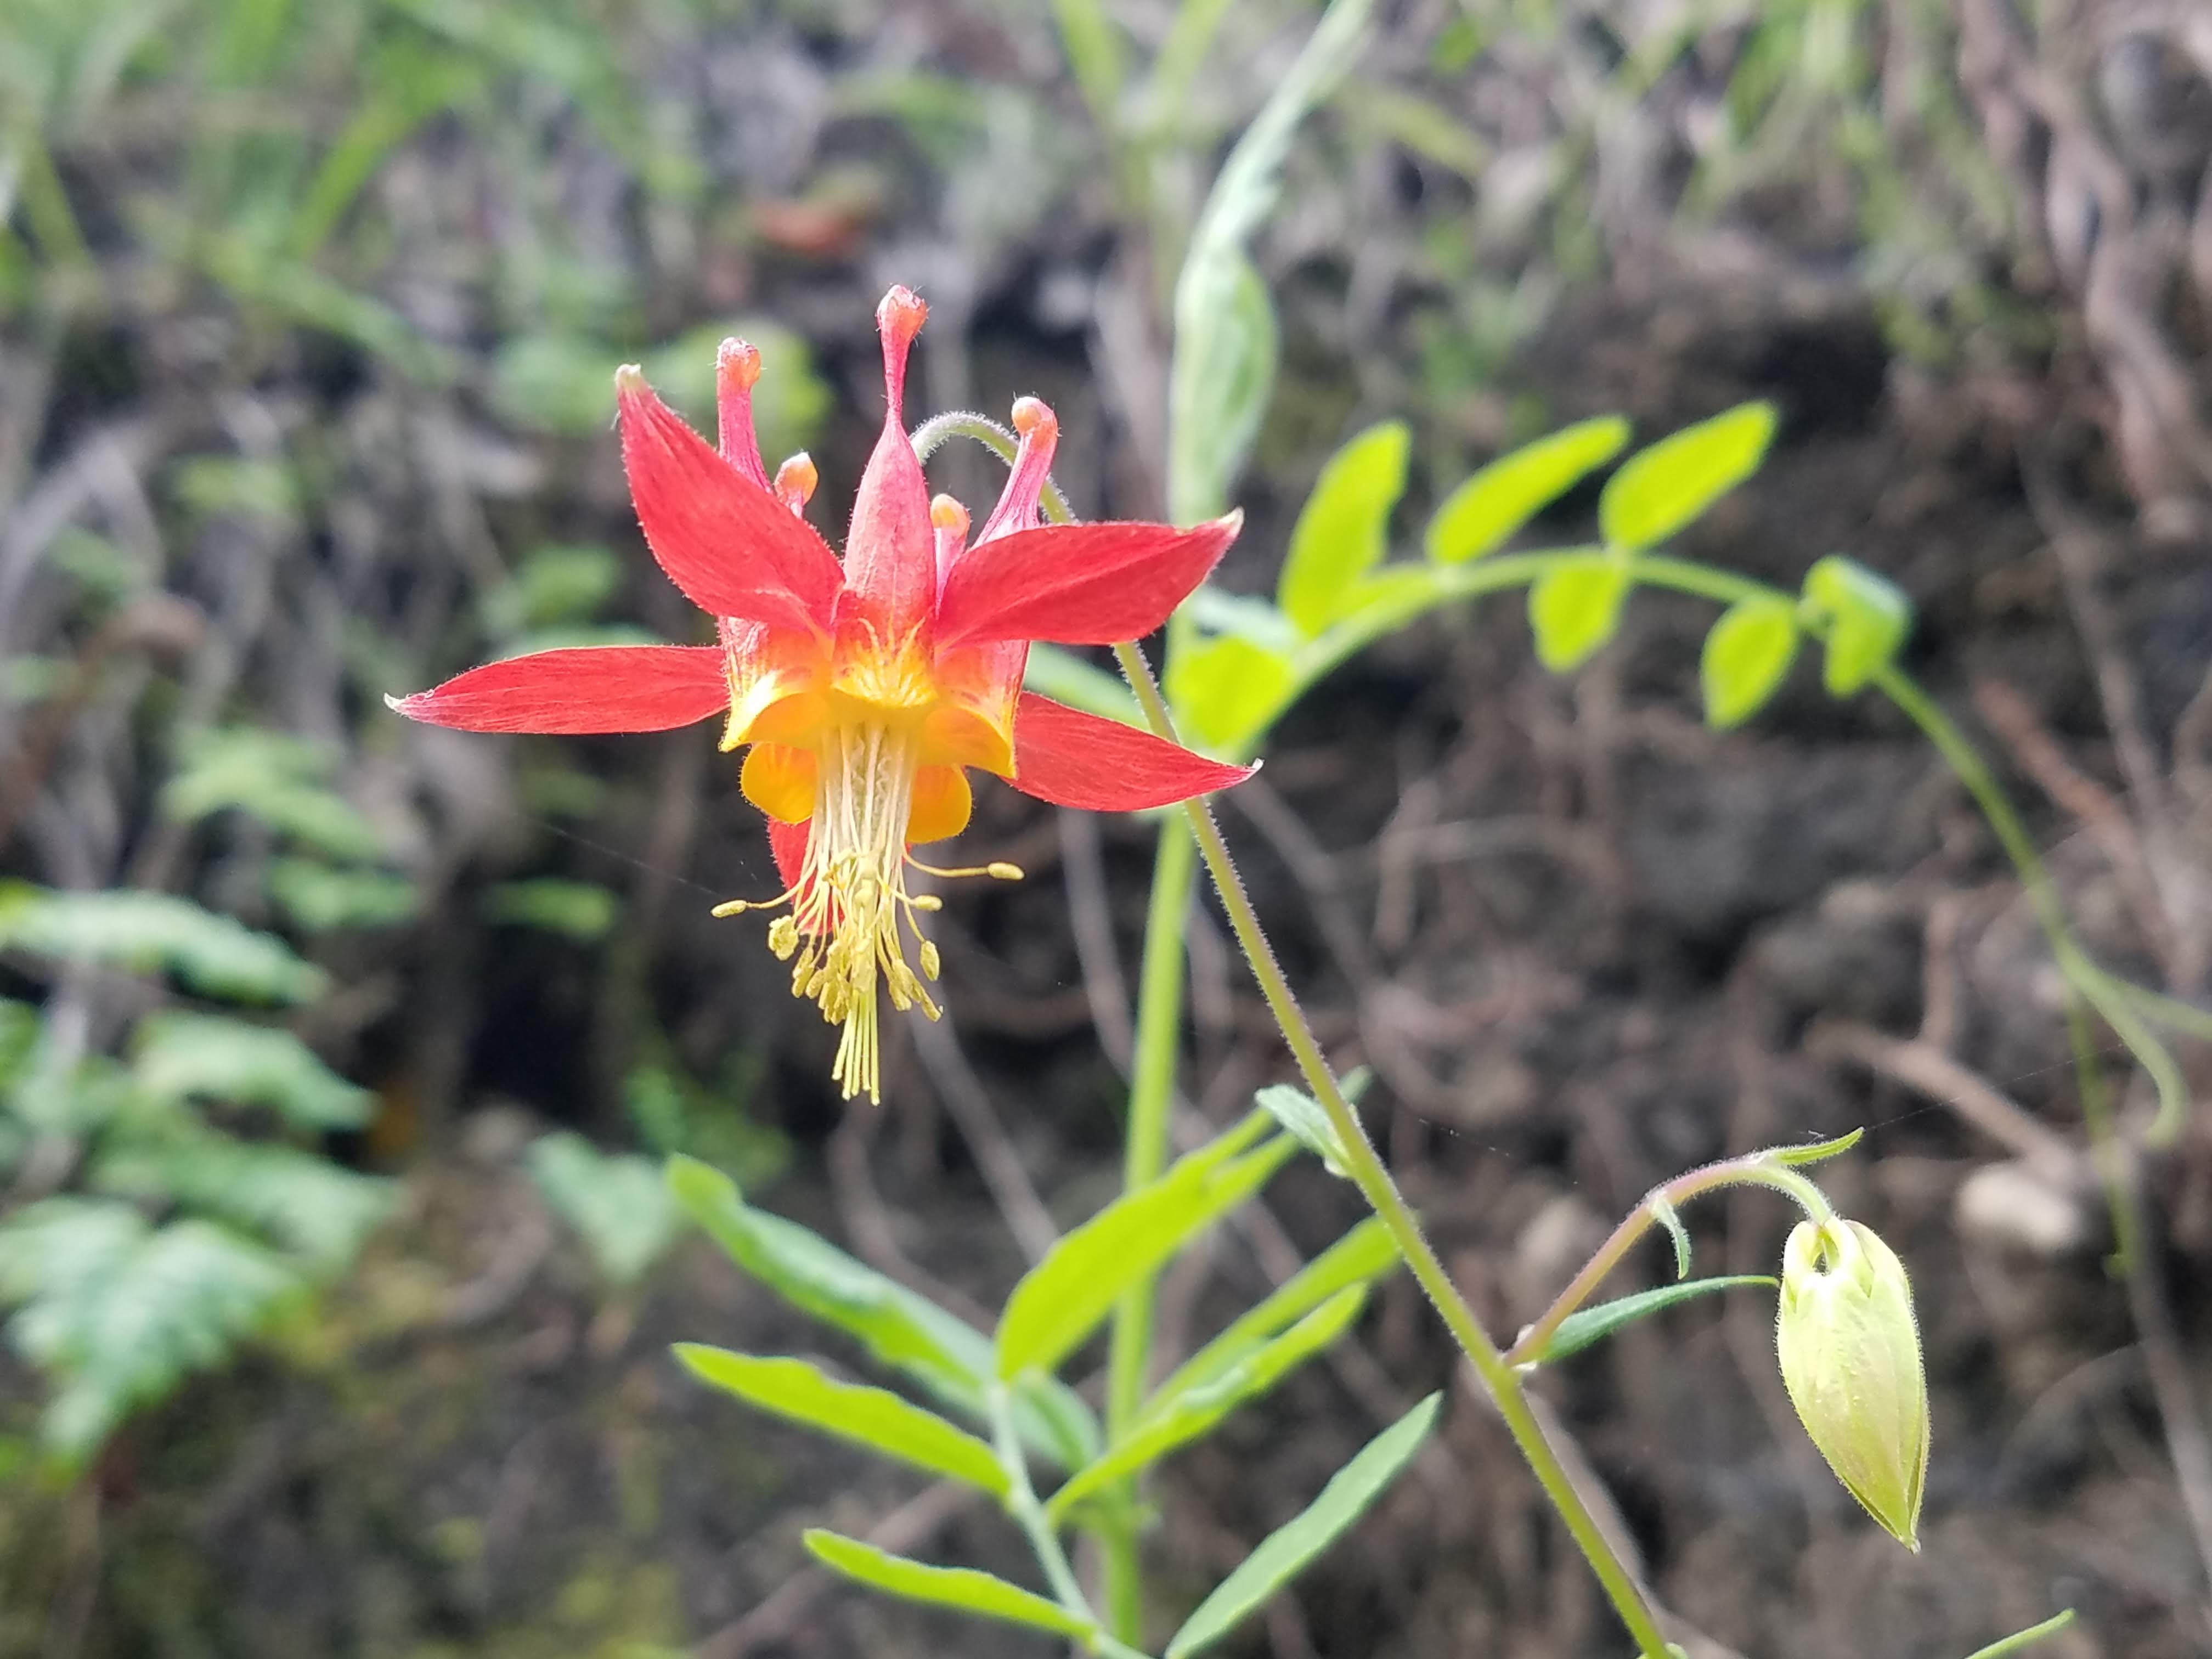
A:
[1164,1393,1441,1658]
[1022,645,1140,726]
[1278,421,1409,635]
[667,1157,1099,1469]
[1047,1288,1367,1522]
[675,1346,1007,1497]
[1799,555,1912,696]
[1425,416,1630,565]
[1959,1610,2076,1659]
[1152,1215,1400,1410]
[803,1530,1094,1641]
[1527,1276,1776,1367]
[1252,1082,1352,1177]
[1599,402,1776,550]
[1650,1195,1692,1280]
[1169,252,1278,524]
[996,1135,1296,1380]
[1699,595,1801,728]
[1765,1127,1864,1166]
[1165,636,1296,752]
[1527,555,1630,672]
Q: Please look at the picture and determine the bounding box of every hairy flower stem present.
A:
[1110,639,1678,1659]
[1503,1155,1836,1369]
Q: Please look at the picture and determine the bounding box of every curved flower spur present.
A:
[391,286,1251,1102]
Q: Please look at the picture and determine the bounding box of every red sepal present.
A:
[617,372,841,635]
[1006,692,1253,810]
[389,646,729,733]
[840,287,936,638]
[934,515,1241,649]
[768,817,810,889]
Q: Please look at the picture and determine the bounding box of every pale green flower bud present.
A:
[1775,1217,1929,1550]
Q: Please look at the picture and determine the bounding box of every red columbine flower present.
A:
[392,286,1250,1102]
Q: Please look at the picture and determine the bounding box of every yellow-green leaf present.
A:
[1277,422,1409,635]
[1699,595,1800,728]
[1527,555,1630,672]
[1165,636,1296,751]
[1799,555,1911,695]
[802,1531,1094,1641]
[1599,402,1776,550]
[675,1347,1007,1496]
[1425,416,1629,564]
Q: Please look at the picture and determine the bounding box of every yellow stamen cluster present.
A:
[713,721,1020,1104]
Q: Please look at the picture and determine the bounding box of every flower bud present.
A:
[1775,1217,1929,1550]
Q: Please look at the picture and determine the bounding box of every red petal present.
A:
[933,514,1242,649]
[840,287,936,639]
[618,370,840,634]
[388,646,729,733]
[768,817,810,889]
[1007,692,1254,810]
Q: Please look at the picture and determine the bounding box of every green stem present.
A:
[1109,640,1677,1659]
[1504,1154,1833,1369]
[990,1385,1153,1659]
[1099,813,1199,1642]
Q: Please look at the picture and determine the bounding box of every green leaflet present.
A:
[1046,1288,1367,1523]
[1958,1610,2076,1659]
[1165,635,1296,752]
[1426,416,1629,565]
[131,1010,373,1130]
[1277,421,1409,635]
[1151,1215,1400,1410]
[1799,555,1912,695]
[1527,554,1630,672]
[528,1133,681,1287]
[0,884,326,1006]
[1522,1276,1777,1367]
[1164,1392,1442,1658]
[1699,594,1800,728]
[1251,1081,1352,1177]
[804,1531,1094,1642]
[996,1131,1295,1381]
[1599,401,1776,550]
[667,1156,1099,1469]
[676,1347,1007,1498]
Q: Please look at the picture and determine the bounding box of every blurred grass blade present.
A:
[676,1347,1008,1497]
[1426,416,1629,565]
[803,1531,1095,1641]
[1598,402,1776,550]
[1022,645,1142,725]
[996,1133,1296,1381]
[1523,1277,1776,1368]
[1959,1610,2076,1659]
[1164,1392,1442,1658]
[1047,1288,1367,1522]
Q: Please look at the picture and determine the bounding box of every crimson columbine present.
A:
[392,286,1250,1102]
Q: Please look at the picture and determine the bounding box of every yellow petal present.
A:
[905,764,973,844]
[741,742,818,824]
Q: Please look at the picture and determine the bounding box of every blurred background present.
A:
[2,0,2210,1654]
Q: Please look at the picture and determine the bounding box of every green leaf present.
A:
[528,1133,681,1286]
[1598,402,1776,550]
[1527,555,1630,672]
[1699,595,1800,728]
[1165,636,1296,752]
[1278,422,1409,635]
[666,1157,1098,1469]
[1425,416,1630,565]
[1153,1216,1400,1410]
[1020,646,1141,726]
[1524,1276,1776,1367]
[91,1125,395,1273]
[0,885,325,1005]
[1164,1392,1442,1658]
[0,999,41,1091]
[676,1346,1008,1497]
[482,879,619,942]
[478,543,625,637]
[1047,1288,1367,1522]
[1169,252,1278,526]
[161,726,391,862]
[1799,555,1911,696]
[996,1132,1295,1380]
[1958,1610,2076,1659]
[1650,1195,1692,1279]
[1252,1082,1353,1178]
[132,1010,371,1130]
[0,1201,303,1466]
[267,861,421,933]
[1765,1128,1864,1166]
[802,1531,1094,1642]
